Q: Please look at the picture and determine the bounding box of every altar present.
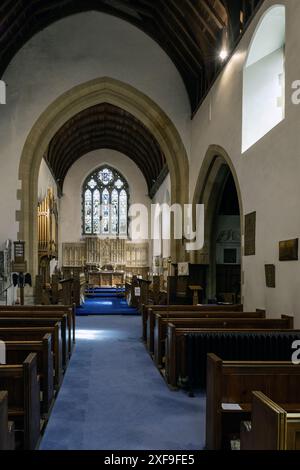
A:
[88,270,125,288]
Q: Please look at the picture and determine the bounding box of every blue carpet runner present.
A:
[77,290,139,316]
[39,315,205,450]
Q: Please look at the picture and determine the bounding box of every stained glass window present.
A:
[119,189,127,235]
[82,166,129,236]
[84,189,92,234]
[93,189,101,234]
[111,189,119,235]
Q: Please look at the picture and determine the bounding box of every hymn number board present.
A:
[12,241,27,272]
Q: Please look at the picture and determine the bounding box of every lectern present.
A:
[189,285,203,306]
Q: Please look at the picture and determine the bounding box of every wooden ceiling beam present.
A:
[200,0,227,29]
[54,129,158,174]
[48,107,164,176]
[185,0,218,41]
[56,137,156,190]
[170,0,213,52]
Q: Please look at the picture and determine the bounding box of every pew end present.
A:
[241,391,300,450]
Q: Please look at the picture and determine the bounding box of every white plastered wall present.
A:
[190,0,300,325]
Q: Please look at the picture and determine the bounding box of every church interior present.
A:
[1,0,300,455]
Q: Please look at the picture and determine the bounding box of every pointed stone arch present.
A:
[192,145,244,300]
[18,77,189,276]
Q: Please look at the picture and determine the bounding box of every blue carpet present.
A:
[77,296,139,316]
[39,315,205,450]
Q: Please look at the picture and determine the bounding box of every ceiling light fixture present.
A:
[219,49,229,61]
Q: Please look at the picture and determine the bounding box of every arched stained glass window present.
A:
[119,189,127,235]
[93,189,101,235]
[82,166,129,236]
[84,189,92,234]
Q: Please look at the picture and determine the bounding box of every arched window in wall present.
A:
[82,166,129,236]
[242,5,285,152]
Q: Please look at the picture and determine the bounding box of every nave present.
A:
[39,315,205,450]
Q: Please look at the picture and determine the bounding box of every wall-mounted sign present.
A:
[265,264,275,288]
[13,241,25,263]
[134,287,141,297]
[244,212,256,256]
[279,239,298,261]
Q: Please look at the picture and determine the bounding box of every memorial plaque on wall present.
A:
[244,212,256,256]
[279,239,298,261]
[265,264,275,288]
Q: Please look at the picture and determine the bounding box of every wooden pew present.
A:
[150,310,266,360]
[5,334,54,414]
[206,354,300,450]
[0,304,76,347]
[0,391,15,450]
[165,325,299,389]
[0,353,40,449]
[240,391,300,450]
[154,315,293,369]
[73,272,86,307]
[0,316,68,370]
[142,303,243,344]
[0,310,73,361]
[0,326,62,389]
[137,278,151,313]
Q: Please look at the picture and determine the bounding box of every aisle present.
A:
[39,316,205,450]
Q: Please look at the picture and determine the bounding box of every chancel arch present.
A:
[192,145,243,302]
[18,77,189,278]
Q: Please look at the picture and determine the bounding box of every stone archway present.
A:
[192,145,244,301]
[18,77,189,277]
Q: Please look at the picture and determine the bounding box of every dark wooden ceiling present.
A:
[46,103,166,195]
[1,0,263,113]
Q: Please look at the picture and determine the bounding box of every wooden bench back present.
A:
[0,305,76,344]
[241,391,300,450]
[206,354,300,450]
[0,317,68,370]
[0,326,62,388]
[4,334,54,413]
[146,309,265,352]
[161,315,293,330]
[142,303,243,341]
[0,353,40,449]
[0,391,11,449]
[152,313,283,366]
[0,312,72,359]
